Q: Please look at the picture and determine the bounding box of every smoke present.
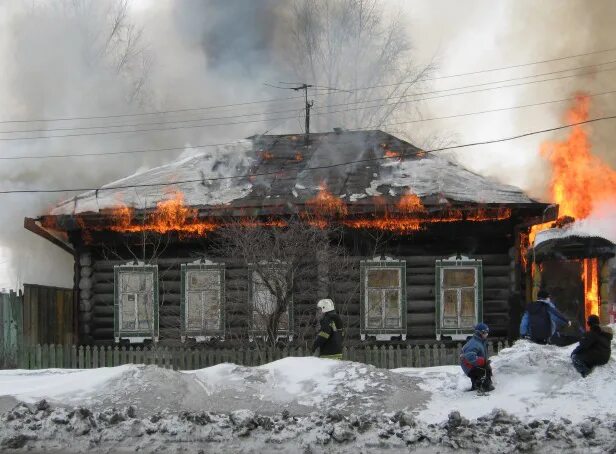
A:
[0,0,298,289]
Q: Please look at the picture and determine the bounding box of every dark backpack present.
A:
[527,301,551,342]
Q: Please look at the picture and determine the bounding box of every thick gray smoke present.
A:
[0,0,432,289]
[2,0,614,289]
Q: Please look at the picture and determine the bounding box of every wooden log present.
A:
[92,317,113,328]
[93,294,114,304]
[483,276,511,288]
[407,313,435,326]
[482,266,511,276]
[484,289,510,300]
[93,283,114,293]
[483,300,509,312]
[406,326,435,338]
[92,328,114,339]
[407,275,435,285]
[407,286,436,299]
[159,294,181,304]
[93,305,114,316]
[407,300,434,313]
[159,282,181,293]
[405,267,435,275]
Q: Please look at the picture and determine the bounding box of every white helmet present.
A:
[317,298,335,313]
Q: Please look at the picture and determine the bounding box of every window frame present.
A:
[114,264,159,343]
[180,261,225,342]
[435,256,483,340]
[360,259,407,341]
[248,263,293,340]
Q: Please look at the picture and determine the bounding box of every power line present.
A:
[2,89,616,161]
[3,57,613,136]
[2,113,614,195]
[1,46,615,125]
[2,62,615,142]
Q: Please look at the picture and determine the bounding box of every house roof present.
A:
[51,130,538,216]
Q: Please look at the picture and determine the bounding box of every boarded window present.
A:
[184,269,222,332]
[117,271,155,332]
[251,268,289,332]
[364,267,402,330]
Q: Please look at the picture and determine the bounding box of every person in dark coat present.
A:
[312,298,344,360]
[570,314,613,377]
[460,323,495,392]
[520,289,571,344]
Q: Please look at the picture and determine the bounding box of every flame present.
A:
[258,150,274,160]
[295,151,303,162]
[541,93,616,219]
[397,192,425,213]
[344,207,511,233]
[384,149,401,159]
[523,94,616,266]
[583,258,600,317]
[105,193,217,236]
[305,184,348,217]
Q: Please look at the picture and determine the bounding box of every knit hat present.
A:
[474,322,489,334]
[587,314,600,326]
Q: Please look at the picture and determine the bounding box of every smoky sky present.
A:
[1,0,615,289]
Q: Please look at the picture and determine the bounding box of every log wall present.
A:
[86,252,515,345]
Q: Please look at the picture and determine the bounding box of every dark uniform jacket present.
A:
[312,311,344,357]
[572,324,613,366]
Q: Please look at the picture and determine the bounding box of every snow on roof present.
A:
[50,131,535,216]
[534,210,616,247]
[367,153,533,204]
[51,141,254,215]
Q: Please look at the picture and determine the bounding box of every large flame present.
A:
[107,193,217,236]
[583,258,599,317]
[541,93,616,219]
[525,94,616,316]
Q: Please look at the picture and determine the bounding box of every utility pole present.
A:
[264,82,313,145]
[293,83,314,145]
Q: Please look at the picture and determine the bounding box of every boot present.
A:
[479,377,495,392]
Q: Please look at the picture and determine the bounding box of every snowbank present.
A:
[394,337,616,424]
[0,338,615,452]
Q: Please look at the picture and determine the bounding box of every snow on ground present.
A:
[0,337,614,452]
[395,339,616,424]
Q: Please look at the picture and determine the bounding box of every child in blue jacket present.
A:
[460,323,495,392]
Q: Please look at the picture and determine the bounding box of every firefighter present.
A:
[312,298,344,360]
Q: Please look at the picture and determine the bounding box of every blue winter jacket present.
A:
[519,299,568,338]
[460,333,488,375]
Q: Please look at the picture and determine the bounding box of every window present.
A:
[360,259,406,340]
[435,256,482,340]
[180,262,225,341]
[114,265,159,343]
[250,265,292,337]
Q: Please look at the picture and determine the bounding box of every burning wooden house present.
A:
[522,93,616,331]
[27,130,550,345]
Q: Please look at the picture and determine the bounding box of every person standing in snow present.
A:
[460,323,495,392]
[570,314,613,377]
[312,298,344,360]
[519,289,571,344]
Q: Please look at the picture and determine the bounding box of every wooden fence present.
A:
[22,284,77,346]
[16,341,512,370]
[0,291,22,368]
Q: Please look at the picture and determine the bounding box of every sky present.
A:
[0,0,615,290]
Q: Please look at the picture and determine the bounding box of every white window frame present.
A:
[180,261,225,342]
[360,259,407,341]
[435,255,483,340]
[114,264,159,344]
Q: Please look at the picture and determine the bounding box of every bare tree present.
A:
[214,217,354,345]
[285,0,434,131]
